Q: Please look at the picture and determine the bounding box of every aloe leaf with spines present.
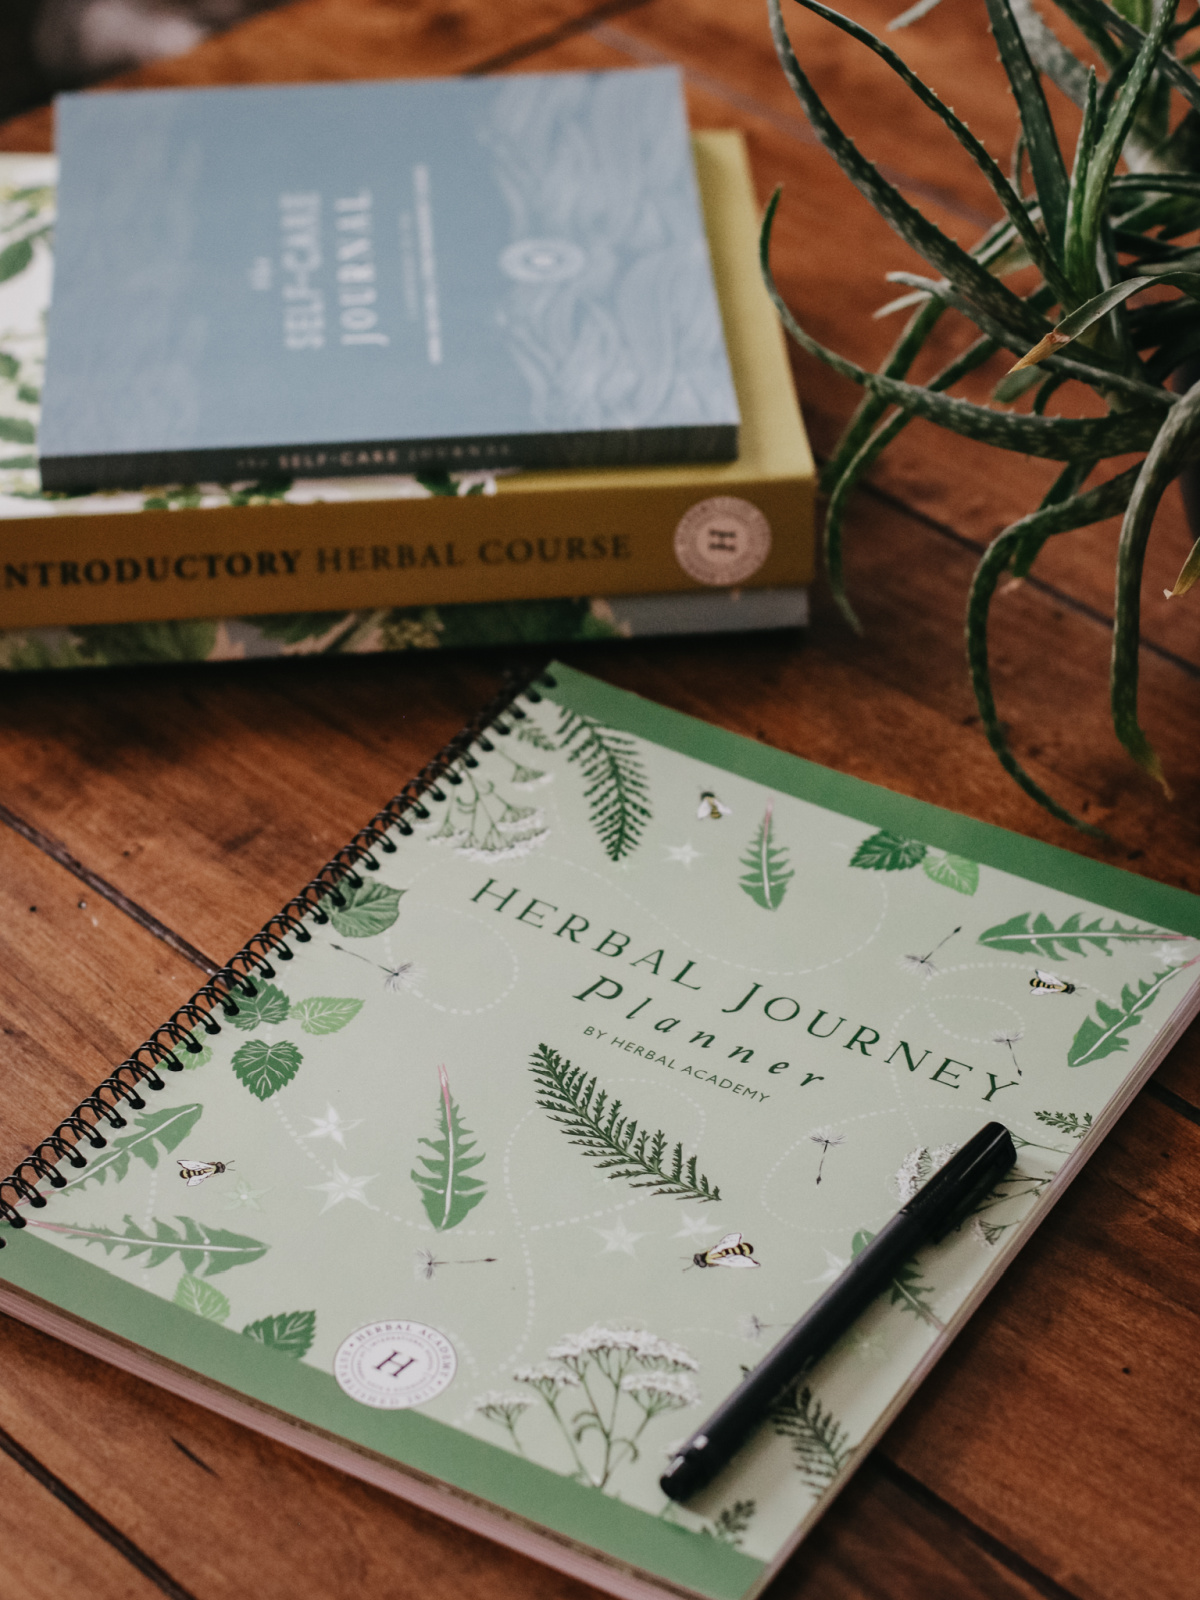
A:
[767,0,1200,825]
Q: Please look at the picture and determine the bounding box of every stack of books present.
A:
[0,70,814,671]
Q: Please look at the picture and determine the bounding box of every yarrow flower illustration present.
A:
[418,768,548,860]
[470,1392,533,1451]
[895,1144,959,1201]
[485,1325,700,1490]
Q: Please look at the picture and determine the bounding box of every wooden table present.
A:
[2,3,1199,1596]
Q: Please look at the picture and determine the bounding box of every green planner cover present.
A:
[2,664,1199,1600]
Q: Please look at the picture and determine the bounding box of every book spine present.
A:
[0,475,813,630]
[0,665,555,1230]
[37,425,740,494]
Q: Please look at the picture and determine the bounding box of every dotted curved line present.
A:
[540,849,890,980]
[271,1100,381,1214]
[397,909,520,1017]
[498,1108,540,1376]
[922,992,1026,1047]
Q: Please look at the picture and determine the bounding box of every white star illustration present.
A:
[224,1177,269,1211]
[1153,941,1189,967]
[593,1218,646,1255]
[665,842,703,867]
[308,1163,378,1214]
[302,1103,363,1148]
[805,1248,847,1285]
[674,1212,722,1242]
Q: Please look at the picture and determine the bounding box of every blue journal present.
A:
[38,69,740,491]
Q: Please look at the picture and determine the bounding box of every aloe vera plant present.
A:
[763,0,1200,828]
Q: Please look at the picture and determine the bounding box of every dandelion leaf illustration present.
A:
[35,1214,268,1277]
[64,1103,203,1194]
[411,1065,487,1231]
[739,806,794,910]
[325,879,404,938]
[852,1229,942,1328]
[922,852,978,895]
[289,996,364,1035]
[173,1272,231,1323]
[242,1310,316,1357]
[232,1039,303,1101]
[978,911,1175,960]
[227,982,292,1032]
[555,709,651,862]
[1034,1109,1093,1138]
[769,1384,853,1490]
[849,831,927,871]
[1068,969,1179,1067]
[530,1044,721,1202]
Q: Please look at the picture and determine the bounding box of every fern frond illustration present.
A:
[739,805,794,910]
[27,1214,268,1277]
[701,1500,757,1548]
[411,1065,487,1230]
[769,1383,853,1490]
[58,1103,203,1194]
[529,1044,720,1202]
[555,709,651,862]
[1068,969,1180,1068]
[852,1229,944,1329]
[979,912,1180,960]
[1034,1109,1093,1139]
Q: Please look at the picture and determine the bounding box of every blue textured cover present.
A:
[39,70,739,490]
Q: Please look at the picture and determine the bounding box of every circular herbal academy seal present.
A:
[673,497,772,587]
[334,1321,457,1409]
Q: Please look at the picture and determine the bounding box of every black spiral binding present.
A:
[0,664,557,1241]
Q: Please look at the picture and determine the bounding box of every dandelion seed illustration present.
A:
[900,924,961,978]
[991,1028,1024,1076]
[413,1247,498,1281]
[330,942,420,992]
[738,1313,775,1342]
[809,1127,847,1185]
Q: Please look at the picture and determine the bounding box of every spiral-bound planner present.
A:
[2,663,1199,1600]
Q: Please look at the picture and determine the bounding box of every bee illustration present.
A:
[177,1159,233,1187]
[697,790,732,821]
[692,1232,760,1270]
[1029,969,1076,996]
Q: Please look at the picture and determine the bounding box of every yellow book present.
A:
[0,133,813,631]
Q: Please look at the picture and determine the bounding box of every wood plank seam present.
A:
[872,1455,1086,1600]
[0,1418,199,1600]
[1145,1080,1200,1128]
[584,18,995,227]
[0,799,218,975]
[465,0,659,75]
[854,476,1200,685]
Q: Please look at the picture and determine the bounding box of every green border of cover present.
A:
[544,663,1200,936]
[0,1231,761,1600]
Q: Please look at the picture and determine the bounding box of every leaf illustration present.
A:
[173,1273,230,1323]
[58,1103,203,1194]
[852,1229,944,1328]
[1068,968,1179,1068]
[555,709,651,862]
[0,237,33,284]
[0,415,36,445]
[289,996,364,1036]
[227,982,292,1032]
[922,852,979,894]
[850,831,927,871]
[232,1039,303,1100]
[701,1500,757,1548]
[29,1214,268,1277]
[1033,1108,1093,1138]
[411,1064,487,1230]
[530,1044,721,1202]
[978,910,1177,960]
[769,1383,853,1489]
[326,880,404,938]
[739,805,794,910]
[242,1310,316,1357]
[179,1030,214,1071]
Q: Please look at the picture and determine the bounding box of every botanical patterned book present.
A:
[2,664,1199,1600]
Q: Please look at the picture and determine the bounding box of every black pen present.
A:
[660,1120,1017,1502]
